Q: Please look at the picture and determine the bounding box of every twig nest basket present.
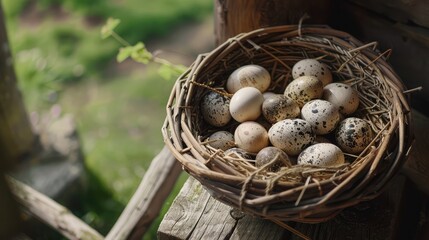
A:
[162,25,413,223]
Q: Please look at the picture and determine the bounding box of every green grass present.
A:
[58,65,185,235]
[1,0,213,237]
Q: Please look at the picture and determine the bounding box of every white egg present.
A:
[284,76,323,107]
[298,143,345,167]
[262,91,277,100]
[226,64,271,93]
[323,83,360,115]
[200,91,232,127]
[262,95,300,124]
[292,59,333,86]
[229,87,264,122]
[301,99,340,135]
[255,147,291,172]
[268,119,315,156]
[335,117,374,154]
[207,131,235,151]
[234,121,269,153]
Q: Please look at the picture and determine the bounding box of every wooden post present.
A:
[0,3,35,168]
[214,0,333,45]
[0,3,35,238]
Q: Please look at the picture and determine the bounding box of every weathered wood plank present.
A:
[157,177,286,240]
[348,0,429,29]
[105,146,182,240]
[157,177,234,239]
[229,216,285,240]
[333,2,429,115]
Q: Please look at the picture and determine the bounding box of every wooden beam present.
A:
[7,176,104,240]
[105,146,182,240]
[0,2,35,167]
[0,175,21,239]
[214,0,333,45]
[348,0,429,29]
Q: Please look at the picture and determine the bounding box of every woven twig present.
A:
[161,25,412,223]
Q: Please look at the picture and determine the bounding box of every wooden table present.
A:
[158,111,429,240]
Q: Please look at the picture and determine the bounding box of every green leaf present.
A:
[117,47,133,62]
[116,42,153,63]
[130,42,152,64]
[101,18,120,39]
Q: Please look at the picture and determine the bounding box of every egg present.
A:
[226,64,271,93]
[234,121,269,153]
[262,95,300,124]
[207,131,235,151]
[262,91,277,100]
[200,91,232,127]
[301,99,340,135]
[268,119,315,156]
[255,147,291,172]
[224,147,253,160]
[229,87,264,122]
[292,59,333,86]
[335,117,374,154]
[284,76,323,107]
[298,143,345,167]
[323,83,360,115]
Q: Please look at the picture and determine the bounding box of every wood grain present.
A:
[348,0,429,29]
[157,177,285,240]
[214,0,333,45]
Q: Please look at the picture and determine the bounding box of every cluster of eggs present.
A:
[201,59,374,171]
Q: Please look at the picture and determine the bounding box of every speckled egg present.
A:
[255,147,291,172]
[335,117,374,154]
[234,121,269,153]
[268,119,315,156]
[284,76,323,107]
[292,59,333,86]
[298,143,345,167]
[262,95,300,124]
[301,99,340,135]
[207,131,235,151]
[323,83,360,115]
[200,91,232,127]
[230,87,264,122]
[224,148,253,160]
[226,64,271,93]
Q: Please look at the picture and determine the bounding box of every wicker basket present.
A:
[162,25,413,224]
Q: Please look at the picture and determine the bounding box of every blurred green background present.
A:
[2,0,213,238]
